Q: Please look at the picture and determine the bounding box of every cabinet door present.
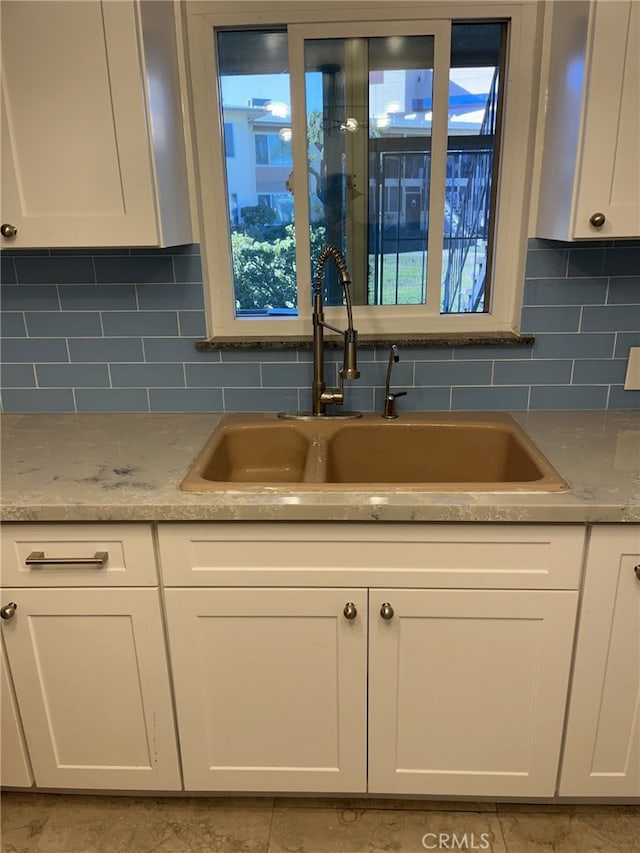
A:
[165,588,367,792]
[560,526,640,796]
[0,0,159,247]
[1,636,33,788]
[574,0,640,238]
[1,588,181,790]
[368,589,578,797]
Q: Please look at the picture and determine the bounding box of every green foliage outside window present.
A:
[231,224,327,312]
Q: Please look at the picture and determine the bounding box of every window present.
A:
[187,2,541,339]
[223,122,235,157]
[254,132,293,166]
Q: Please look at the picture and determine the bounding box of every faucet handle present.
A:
[383,390,407,419]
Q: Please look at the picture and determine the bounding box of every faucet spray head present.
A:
[341,328,360,381]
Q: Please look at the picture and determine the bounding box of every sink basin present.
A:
[183,420,311,484]
[181,413,568,492]
[324,421,547,484]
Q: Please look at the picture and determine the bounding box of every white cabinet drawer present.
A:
[1,524,157,587]
[158,523,585,589]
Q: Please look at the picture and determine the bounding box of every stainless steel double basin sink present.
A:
[181,412,568,492]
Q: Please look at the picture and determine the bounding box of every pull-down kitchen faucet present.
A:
[311,245,360,416]
[280,244,361,419]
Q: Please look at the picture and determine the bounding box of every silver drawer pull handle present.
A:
[25,550,108,567]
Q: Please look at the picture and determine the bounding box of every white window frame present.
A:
[185,1,542,341]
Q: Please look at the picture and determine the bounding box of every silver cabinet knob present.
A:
[343,602,358,620]
[380,602,394,620]
[0,602,18,620]
[1,223,18,239]
[634,565,640,582]
[589,212,606,228]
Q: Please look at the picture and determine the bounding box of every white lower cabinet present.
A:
[2,588,181,791]
[159,523,584,797]
[560,525,640,797]
[368,589,577,797]
[0,523,181,791]
[165,588,368,792]
[14,520,636,799]
[1,637,33,788]
[165,584,577,797]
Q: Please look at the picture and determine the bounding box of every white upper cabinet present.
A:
[0,0,192,248]
[536,0,640,240]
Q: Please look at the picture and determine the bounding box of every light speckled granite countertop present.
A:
[1,411,638,523]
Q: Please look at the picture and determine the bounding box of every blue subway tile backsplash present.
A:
[2,364,36,388]
[529,385,610,410]
[520,306,582,333]
[75,388,150,413]
[2,337,69,364]
[68,338,144,363]
[451,386,530,411]
[94,255,174,284]
[531,333,616,360]
[567,248,606,277]
[601,246,640,276]
[492,359,573,386]
[110,363,186,389]
[1,239,639,412]
[13,255,95,284]
[25,311,102,338]
[2,388,75,412]
[522,277,608,306]
[101,310,179,337]
[582,305,640,332]
[36,364,110,388]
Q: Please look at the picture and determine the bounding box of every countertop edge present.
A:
[2,411,639,525]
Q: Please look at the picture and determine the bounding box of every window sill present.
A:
[195,332,535,351]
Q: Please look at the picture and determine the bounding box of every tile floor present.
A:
[1,793,639,853]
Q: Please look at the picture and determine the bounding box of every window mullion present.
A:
[288,24,313,328]
[344,38,369,306]
[424,21,451,319]
[207,23,238,335]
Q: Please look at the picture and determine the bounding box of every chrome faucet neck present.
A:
[382,344,407,418]
[312,245,360,417]
[313,244,355,332]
